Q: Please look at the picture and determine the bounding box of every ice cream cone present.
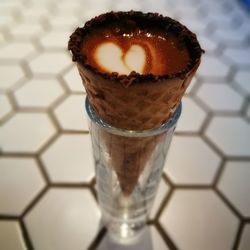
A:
[68,11,203,195]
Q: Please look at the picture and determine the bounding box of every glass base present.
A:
[106,218,146,244]
[100,185,148,243]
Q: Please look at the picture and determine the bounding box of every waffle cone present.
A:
[68,11,203,195]
[78,63,198,195]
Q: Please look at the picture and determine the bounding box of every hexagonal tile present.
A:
[176,97,206,133]
[178,18,206,34]
[239,224,250,250]
[150,179,170,220]
[0,157,45,215]
[223,47,250,65]
[197,34,217,52]
[49,16,79,29]
[164,136,220,185]
[29,52,71,75]
[150,226,170,250]
[97,226,170,250]
[19,7,49,20]
[41,134,94,183]
[218,161,250,217]
[0,64,25,90]
[0,221,26,250]
[234,71,250,95]
[54,94,88,131]
[0,94,12,120]
[212,28,247,44]
[25,188,100,250]
[0,112,56,153]
[0,42,35,61]
[62,66,84,92]
[11,22,44,39]
[160,190,239,250]
[197,55,229,78]
[203,8,237,24]
[14,79,65,108]
[205,116,250,157]
[40,30,70,50]
[196,83,244,112]
[56,1,81,14]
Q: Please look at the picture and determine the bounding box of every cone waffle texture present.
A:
[79,65,196,131]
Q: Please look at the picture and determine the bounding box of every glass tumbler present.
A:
[85,98,182,242]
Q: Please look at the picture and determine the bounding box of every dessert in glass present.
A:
[68,11,203,242]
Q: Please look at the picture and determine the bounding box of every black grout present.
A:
[21,186,49,218]
[212,159,226,187]
[232,220,244,250]
[155,188,174,222]
[19,219,34,250]
[155,222,178,250]
[35,157,51,185]
[0,215,19,220]
[50,183,91,188]
[88,227,107,250]
[201,134,225,158]
[215,189,243,220]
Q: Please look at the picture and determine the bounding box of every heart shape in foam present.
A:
[94,42,146,75]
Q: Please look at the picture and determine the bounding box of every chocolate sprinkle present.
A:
[68,11,204,86]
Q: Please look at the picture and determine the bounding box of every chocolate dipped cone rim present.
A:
[68,11,204,86]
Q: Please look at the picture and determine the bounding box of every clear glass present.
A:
[85,98,182,242]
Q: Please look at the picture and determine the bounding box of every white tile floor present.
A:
[0,112,56,153]
[41,134,94,183]
[196,83,244,112]
[0,157,45,215]
[0,221,26,250]
[0,64,25,91]
[14,79,65,109]
[53,94,89,131]
[205,116,250,157]
[62,65,85,93]
[160,190,239,250]
[234,71,250,95]
[175,97,206,132]
[164,136,221,185]
[29,52,71,75]
[0,94,12,120]
[0,0,250,249]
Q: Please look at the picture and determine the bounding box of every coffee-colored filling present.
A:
[81,27,190,76]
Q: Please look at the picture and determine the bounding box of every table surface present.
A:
[0,0,250,249]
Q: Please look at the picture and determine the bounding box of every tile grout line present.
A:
[19,219,34,250]
[232,220,244,250]
[155,221,178,250]
[88,227,107,250]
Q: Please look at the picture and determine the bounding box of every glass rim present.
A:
[85,97,182,137]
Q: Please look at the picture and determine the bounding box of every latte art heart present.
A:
[82,28,191,76]
[95,42,146,75]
